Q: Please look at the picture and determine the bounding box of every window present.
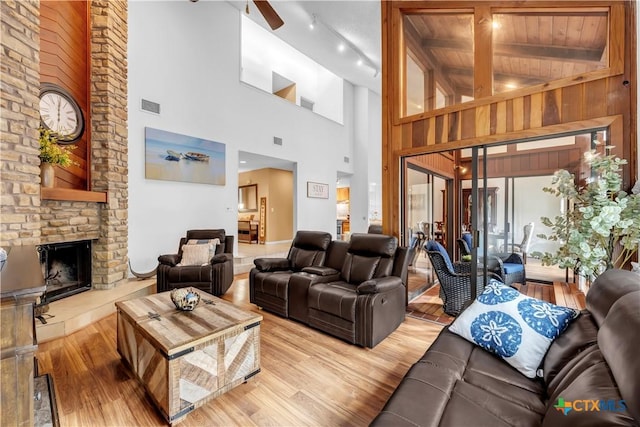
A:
[492,10,608,94]
[399,7,610,115]
[402,11,475,117]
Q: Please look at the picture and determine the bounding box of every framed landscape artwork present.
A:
[145,127,226,185]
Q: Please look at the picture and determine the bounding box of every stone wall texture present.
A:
[1,0,129,290]
[1,0,42,247]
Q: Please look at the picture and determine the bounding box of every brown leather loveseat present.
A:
[250,232,412,348]
[250,230,332,317]
[371,269,640,426]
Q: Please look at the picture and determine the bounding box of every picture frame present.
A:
[144,127,226,185]
[307,181,329,199]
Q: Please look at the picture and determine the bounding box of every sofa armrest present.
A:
[357,276,403,294]
[158,254,180,267]
[253,257,291,272]
[210,253,231,265]
[302,266,340,276]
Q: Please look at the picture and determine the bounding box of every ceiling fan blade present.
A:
[253,0,284,30]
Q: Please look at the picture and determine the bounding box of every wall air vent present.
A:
[141,99,160,114]
[344,156,350,163]
[273,137,283,146]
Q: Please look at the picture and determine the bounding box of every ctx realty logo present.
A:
[554,397,627,415]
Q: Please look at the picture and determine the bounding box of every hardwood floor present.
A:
[36,275,443,426]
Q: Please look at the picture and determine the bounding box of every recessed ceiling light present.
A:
[357,59,363,66]
[492,21,501,29]
[338,43,345,53]
[240,160,247,164]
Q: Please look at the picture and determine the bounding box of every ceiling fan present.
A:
[250,1,284,30]
[190,0,284,31]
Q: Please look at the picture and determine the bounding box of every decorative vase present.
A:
[40,163,55,188]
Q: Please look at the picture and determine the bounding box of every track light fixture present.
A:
[310,12,380,77]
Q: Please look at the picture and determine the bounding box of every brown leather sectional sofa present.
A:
[371,269,640,426]
[250,231,412,348]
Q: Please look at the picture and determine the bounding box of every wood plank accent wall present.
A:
[40,1,90,190]
[381,1,637,240]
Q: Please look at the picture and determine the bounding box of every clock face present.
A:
[39,83,84,143]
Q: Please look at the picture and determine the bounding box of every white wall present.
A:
[128,1,374,270]
[348,86,382,234]
[240,16,343,124]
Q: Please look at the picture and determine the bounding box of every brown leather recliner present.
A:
[250,230,332,317]
[307,233,412,348]
[157,229,234,296]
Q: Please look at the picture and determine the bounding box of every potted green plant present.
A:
[534,150,640,284]
[38,127,77,187]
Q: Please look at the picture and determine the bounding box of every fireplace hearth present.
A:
[39,240,92,304]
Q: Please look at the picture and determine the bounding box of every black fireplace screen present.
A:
[39,240,92,303]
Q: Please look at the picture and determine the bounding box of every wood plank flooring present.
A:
[36,275,443,426]
[406,280,585,326]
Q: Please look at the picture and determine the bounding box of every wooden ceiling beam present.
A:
[443,66,546,86]
[421,37,605,63]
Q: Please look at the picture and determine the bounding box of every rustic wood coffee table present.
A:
[115,290,262,425]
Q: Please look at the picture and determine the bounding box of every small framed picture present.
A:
[307,181,329,199]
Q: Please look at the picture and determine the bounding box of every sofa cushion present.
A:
[290,248,325,270]
[502,262,524,274]
[349,233,397,257]
[308,282,358,322]
[342,254,380,284]
[586,268,640,327]
[372,329,545,427]
[542,346,636,426]
[449,280,579,378]
[542,311,598,386]
[596,291,640,421]
[252,271,293,299]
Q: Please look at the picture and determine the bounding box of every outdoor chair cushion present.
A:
[426,240,455,272]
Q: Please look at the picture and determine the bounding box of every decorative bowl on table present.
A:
[170,287,201,311]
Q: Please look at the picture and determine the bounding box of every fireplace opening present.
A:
[39,240,92,303]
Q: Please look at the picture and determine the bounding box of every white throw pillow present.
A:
[449,280,580,378]
[178,244,211,266]
[185,238,220,260]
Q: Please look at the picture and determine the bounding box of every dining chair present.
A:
[502,222,535,263]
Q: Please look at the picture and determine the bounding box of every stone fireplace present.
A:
[39,240,93,303]
[0,1,129,290]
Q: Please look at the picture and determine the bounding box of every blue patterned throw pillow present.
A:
[449,280,580,378]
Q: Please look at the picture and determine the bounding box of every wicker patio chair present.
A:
[425,240,493,316]
[426,250,490,316]
[489,252,526,287]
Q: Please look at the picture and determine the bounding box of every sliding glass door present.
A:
[401,127,612,307]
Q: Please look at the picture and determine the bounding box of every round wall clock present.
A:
[39,83,85,143]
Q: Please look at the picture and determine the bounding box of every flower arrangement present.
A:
[534,150,640,279]
[39,127,77,167]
